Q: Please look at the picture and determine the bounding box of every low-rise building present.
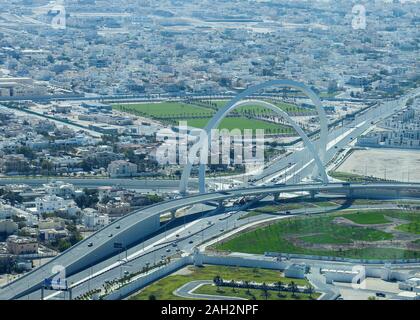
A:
[82,208,109,229]
[34,195,79,216]
[107,160,138,178]
[6,235,38,255]
[43,181,75,198]
[322,268,359,284]
[97,201,131,220]
[284,263,307,279]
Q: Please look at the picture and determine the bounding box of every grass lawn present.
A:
[340,211,391,225]
[114,102,293,133]
[239,200,340,221]
[186,117,292,134]
[328,171,388,183]
[129,265,310,300]
[396,222,420,235]
[210,208,420,260]
[312,201,340,208]
[194,285,319,300]
[216,214,392,253]
[299,233,351,245]
[113,102,213,118]
[210,100,313,114]
[239,203,313,220]
[350,199,390,205]
[328,171,367,182]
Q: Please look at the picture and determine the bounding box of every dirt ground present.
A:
[337,148,420,182]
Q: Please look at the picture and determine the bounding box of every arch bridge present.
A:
[179,79,329,194]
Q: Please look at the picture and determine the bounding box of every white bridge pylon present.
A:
[179,79,329,194]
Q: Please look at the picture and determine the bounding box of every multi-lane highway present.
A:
[1,182,419,300]
[1,87,418,300]
[0,177,191,191]
[215,86,420,190]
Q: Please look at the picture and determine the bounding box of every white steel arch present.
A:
[180,80,329,194]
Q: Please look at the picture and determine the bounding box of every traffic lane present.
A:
[26,202,399,300]
[42,213,221,299]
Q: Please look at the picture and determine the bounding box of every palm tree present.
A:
[213,275,223,291]
[288,281,298,297]
[305,285,315,298]
[276,281,284,293]
[230,279,237,292]
[244,281,251,295]
[261,282,270,300]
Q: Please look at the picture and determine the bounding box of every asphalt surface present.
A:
[1,88,419,300]
[174,280,246,300]
[6,198,420,300]
[0,177,196,191]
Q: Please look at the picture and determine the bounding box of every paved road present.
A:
[5,194,420,301]
[1,182,420,300]
[306,269,340,300]
[0,177,198,191]
[174,280,246,300]
[218,86,420,190]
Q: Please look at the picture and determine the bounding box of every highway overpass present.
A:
[1,182,419,300]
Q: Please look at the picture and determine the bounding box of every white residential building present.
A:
[43,181,75,198]
[35,195,79,216]
[107,160,137,178]
[82,208,109,229]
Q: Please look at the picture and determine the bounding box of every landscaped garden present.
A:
[213,209,420,260]
[129,265,315,300]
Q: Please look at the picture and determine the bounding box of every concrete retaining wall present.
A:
[104,253,287,300]
[265,252,420,265]
[105,256,193,300]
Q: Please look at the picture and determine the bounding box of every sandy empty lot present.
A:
[337,148,420,182]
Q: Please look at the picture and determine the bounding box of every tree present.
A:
[288,281,298,297]
[230,279,236,292]
[305,285,315,298]
[244,281,251,295]
[276,281,284,293]
[148,294,157,300]
[213,275,223,291]
[261,282,270,300]
[57,239,72,252]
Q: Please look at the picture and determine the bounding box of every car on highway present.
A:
[87,242,93,247]
[166,248,171,253]
[188,240,193,244]
[375,292,386,298]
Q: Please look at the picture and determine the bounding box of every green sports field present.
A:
[113,101,296,133]
[209,100,314,114]
[113,102,213,118]
[186,117,292,133]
